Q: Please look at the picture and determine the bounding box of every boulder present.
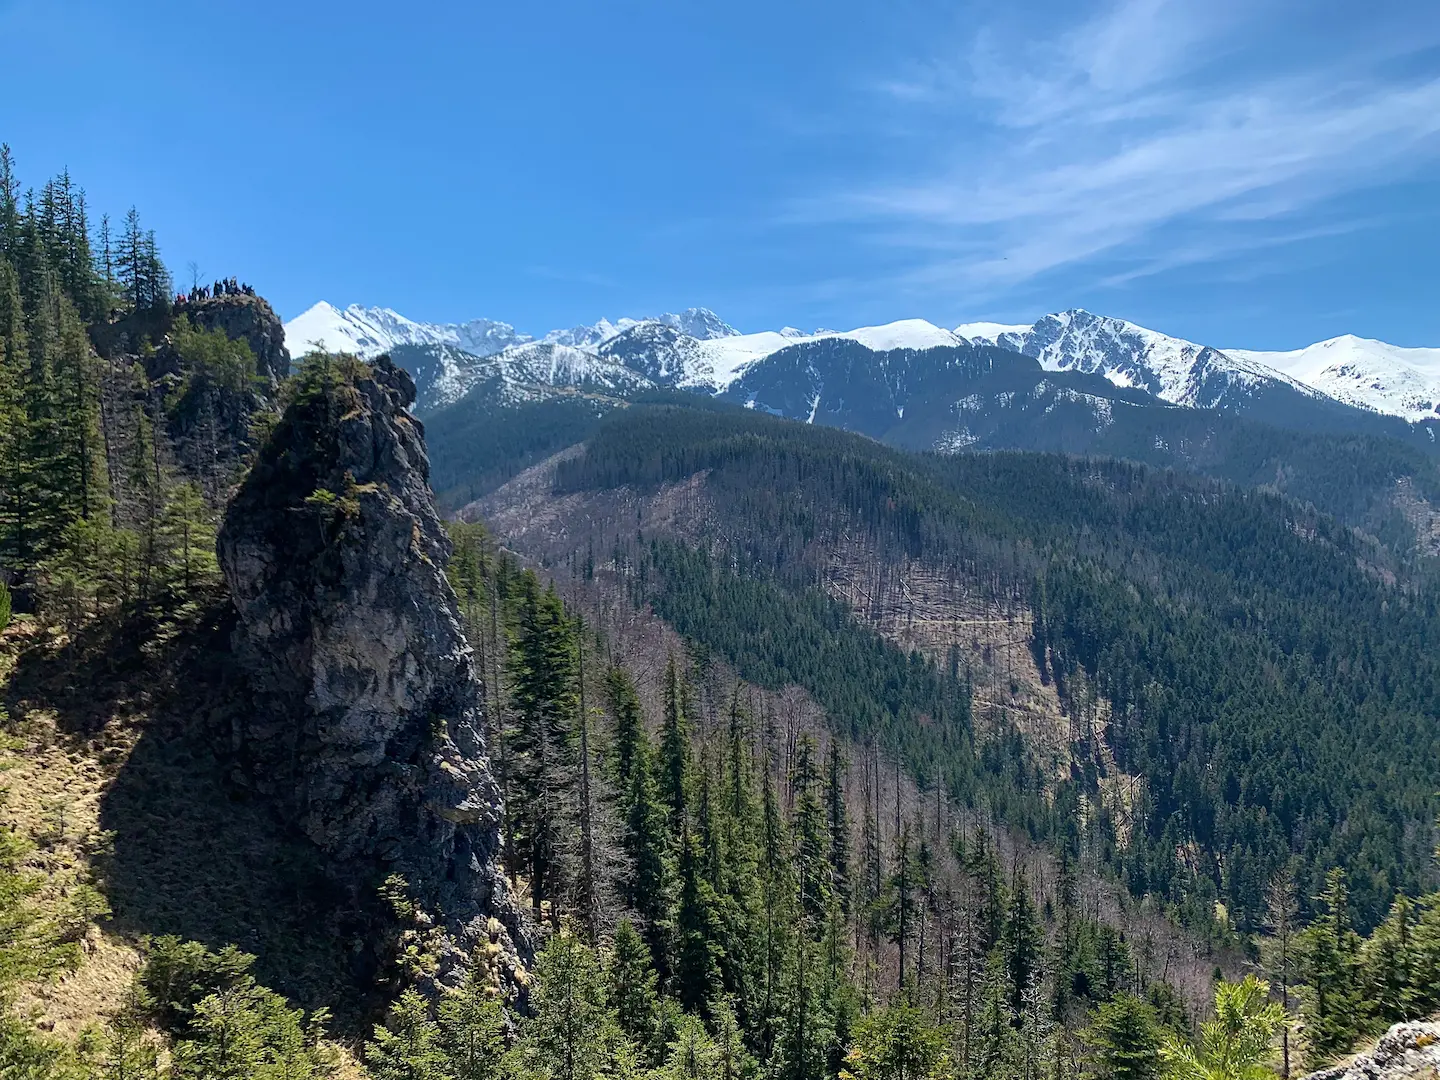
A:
[1305,1022,1440,1080]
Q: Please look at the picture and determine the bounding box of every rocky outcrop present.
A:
[217,353,529,987]
[1305,1022,1440,1080]
[182,293,292,383]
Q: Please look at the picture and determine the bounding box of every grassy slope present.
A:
[0,602,374,1057]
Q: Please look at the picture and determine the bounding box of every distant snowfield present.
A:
[693,319,965,390]
[283,301,1440,422]
[954,321,1030,342]
[1228,336,1440,422]
[284,301,530,359]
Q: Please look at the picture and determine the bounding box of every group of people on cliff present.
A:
[175,277,254,306]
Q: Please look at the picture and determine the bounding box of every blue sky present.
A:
[2,0,1439,347]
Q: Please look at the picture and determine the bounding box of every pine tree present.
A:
[709,998,755,1080]
[1083,994,1162,1080]
[759,762,798,1055]
[438,961,507,1080]
[366,989,448,1080]
[1262,868,1299,1080]
[1299,868,1364,1066]
[971,951,1021,1080]
[1360,894,1417,1026]
[1161,975,1285,1080]
[522,934,612,1080]
[115,207,145,313]
[171,984,268,1080]
[607,664,646,793]
[607,919,663,1065]
[89,1002,162,1080]
[660,656,691,827]
[0,147,19,262]
[509,575,578,924]
[1002,868,1044,1020]
[883,824,923,990]
[839,1002,948,1080]
[622,734,676,973]
[574,624,603,942]
[0,257,27,569]
[791,736,830,933]
[662,1014,722,1080]
[825,742,851,916]
[675,827,725,1013]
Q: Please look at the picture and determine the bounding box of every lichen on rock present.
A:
[217,351,530,989]
[1304,1022,1440,1080]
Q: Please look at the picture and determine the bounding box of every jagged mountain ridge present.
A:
[284,301,1440,425]
[287,302,1440,554]
[287,303,742,409]
[285,301,531,360]
[962,309,1326,412]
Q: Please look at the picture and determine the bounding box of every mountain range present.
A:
[286,300,1440,423]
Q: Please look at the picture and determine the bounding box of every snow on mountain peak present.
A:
[658,307,738,341]
[988,308,1320,409]
[837,319,962,353]
[283,302,530,359]
[283,299,1440,425]
[1226,335,1440,421]
[954,320,1030,345]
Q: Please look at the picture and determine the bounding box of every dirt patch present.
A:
[819,537,1070,777]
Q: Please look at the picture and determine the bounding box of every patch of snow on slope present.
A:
[1227,336,1440,421]
[954,321,1030,344]
[839,319,962,353]
[694,319,963,391]
[542,317,641,348]
[692,331,810,389]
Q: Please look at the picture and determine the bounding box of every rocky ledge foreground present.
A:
[1306,1022,1440,1080]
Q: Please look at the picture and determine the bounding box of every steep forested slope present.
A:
[525,405,1440,932]
[423,329,1440,553]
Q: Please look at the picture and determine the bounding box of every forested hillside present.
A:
[537,405,1440,935]
[419,328,1440,556]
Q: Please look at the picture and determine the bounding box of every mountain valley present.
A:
[0,146,1436,1080]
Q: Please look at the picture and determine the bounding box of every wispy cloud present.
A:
[524,264,620,289]
[805,0,1440,300]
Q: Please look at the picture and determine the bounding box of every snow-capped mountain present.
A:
[536,308,738,350]
[659,307,739,341]
[283,301,1440,431]
[285,302,530,359]
[384,340,652,413]
[957,309,1323,413]
[585,318,963,393]
[1227,336,1440,422]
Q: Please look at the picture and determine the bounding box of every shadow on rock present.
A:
[4,596,378,1033]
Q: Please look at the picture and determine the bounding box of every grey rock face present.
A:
[217,353,529,984]
[1304,1022,1440,1080]
[185,293,293,383]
